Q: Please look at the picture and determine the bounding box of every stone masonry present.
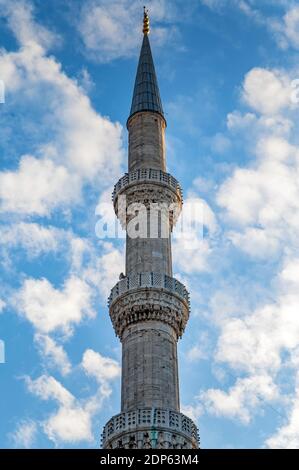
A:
[101,10,200,450]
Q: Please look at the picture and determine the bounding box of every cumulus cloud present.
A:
[78,0,179,62]
[227,227,280,259]
[210,133,232,155]
[82,241,125,298]
[185,332,210,362]
[283,6,299,49]
[266,377,299,449]
[26,375,94,444]
[25,351,120,445]
[193,58,299,445]
[202,375,278,424]
[35,334,72,376]
[217,134,299,253]
[0,222,63,256]
[269,6,299,50]
[0,0,57,49]
[0,0,124,217]
[15,276,96,336]
[0,298,6,313]
[200,0,267,24]
[212,91,299,424]
[227,111,293,138]
[81,349,121,384]
[214,289,299,375]
[181,403,203,423]
[242,68,292,115]
[2,221,122,376]
[44,405,94,444]
[10,420,38,449]
[0,157,80,216]
[173,196,217,274]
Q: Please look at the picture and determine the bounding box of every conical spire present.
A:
[128,8,164,121]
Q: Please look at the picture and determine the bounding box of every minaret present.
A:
[102,9,199,450]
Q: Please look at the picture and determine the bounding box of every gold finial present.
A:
[143,6,150,35]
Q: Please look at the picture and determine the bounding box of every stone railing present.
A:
[102,408,199,448]
[108,272,189,308]
[112,168,182,203]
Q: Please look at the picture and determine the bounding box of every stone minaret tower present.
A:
[102,9,199,450]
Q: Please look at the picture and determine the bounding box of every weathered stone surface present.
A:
[113,177,183,229]
[121,321,180,411]
[127,112,166,172]
[102,408,199,449]
[113,168,182,205]
[109,286,190,339]
[126,234,173,276]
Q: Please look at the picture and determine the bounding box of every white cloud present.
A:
[0,157,80,216]
[266,376,299,449]
[44,405,94,444]
[83,241,125,298]
[173,236,211,274]
[25,350,120,445]
[181,403,203,423]
[2,225,122,374]
[26,374,73,405]
[26,375,94,443]
[78,0,179,62]
[211,133,232,154]
[242,68,292,115]
[270,6,299,51]
[280,258,299,285]
[200,0,226,9]
[173,196,217,274]
[0,298,6,313]
[283,6,299,49]
[227,227,280,259]
[198,253,299,426]
[0,1,124,217]
[82,349,120,383]
[15,276,96,336]
[186,345,207,362]
[227,111,257,131]
[200,0,299,53]
[185,332,210,362]
[200,0,267,24]
[0,0,57,49]
[215,265,299,374]
[217,135,299,236]
[11,420,38,449]
[202,375,278,424]
[35,334,71,376]
[198,60,299,435]
[0,222,62,256]
[227,111,293,137]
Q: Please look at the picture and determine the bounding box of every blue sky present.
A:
[1,0,299,449]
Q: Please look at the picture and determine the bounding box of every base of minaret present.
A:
[102,408,199,449]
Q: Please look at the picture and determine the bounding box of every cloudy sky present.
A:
[0,0,299,449]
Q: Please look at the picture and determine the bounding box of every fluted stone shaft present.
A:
[125,112,172,278]
[121,321,180,412]
[122,111,176,411]
[128,112,166,172]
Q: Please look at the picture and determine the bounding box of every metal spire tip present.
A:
[143,6,150,35]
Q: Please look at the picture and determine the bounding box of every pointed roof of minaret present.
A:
[128,8,165,122]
